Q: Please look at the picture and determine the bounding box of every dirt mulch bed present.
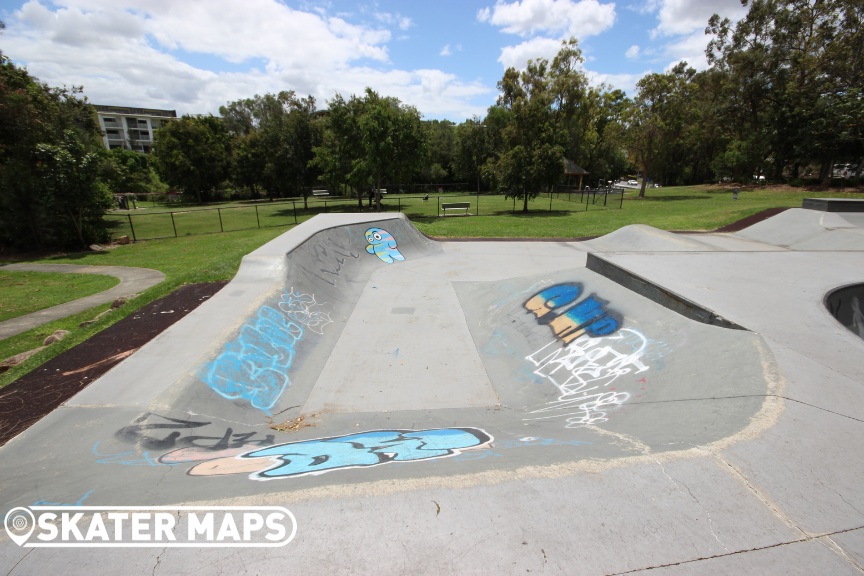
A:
[0,282,226,446]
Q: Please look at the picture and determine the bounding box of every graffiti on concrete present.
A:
[33,490,94,507]
[92,442,164,467]
[524,284,621,344]
[364,227,404,264]
[198,305,305,413]
[114,413,275,453]
[297,228,362,287]
[186,428,492,480]
[278,288,333,334]
[524,329,651,428]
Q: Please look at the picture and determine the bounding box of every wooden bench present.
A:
[441,201,471,216]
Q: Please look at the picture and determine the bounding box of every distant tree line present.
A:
[1,0,861,249]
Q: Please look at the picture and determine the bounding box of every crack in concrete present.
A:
[652,457,730,555]
[605,525,864,575]
[5,548,33,576]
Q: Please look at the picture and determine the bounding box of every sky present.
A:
[0,0,749,122]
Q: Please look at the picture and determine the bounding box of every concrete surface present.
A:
[1,208,863,575]
[0,264,165,339]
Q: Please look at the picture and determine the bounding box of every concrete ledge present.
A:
[586,252,746,330]
[802,198,864,212]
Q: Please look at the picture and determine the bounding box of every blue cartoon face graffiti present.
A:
[187,428,493,480]
[364,227,404,264]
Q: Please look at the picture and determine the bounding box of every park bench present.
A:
[441,201,471,216]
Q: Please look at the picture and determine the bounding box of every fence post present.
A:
[549,191,553,211]
[437,196,441,217]
[255,205,260,228]
[127,214,137,242]
[170,212,178,237]
[217,208,224,232]
[620,190,624,209]
[293,201,297,224]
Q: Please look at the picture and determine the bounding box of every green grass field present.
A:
[2,184,862,388]
[0,271,119,322]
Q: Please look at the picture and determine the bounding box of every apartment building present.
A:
[95,105,177,153]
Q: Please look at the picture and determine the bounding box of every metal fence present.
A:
[104,189,625,242]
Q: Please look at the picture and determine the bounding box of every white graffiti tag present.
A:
[278,288,333,335]
[524,328,651,428]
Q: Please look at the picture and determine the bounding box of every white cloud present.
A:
[497,37,566,69]
[661,28,714,70]
[0,0,490,120]
[585,69,646,93]
[478,0,616,38]
[652,0,747,37]
[625,44,640,59]
[440,43,463,57]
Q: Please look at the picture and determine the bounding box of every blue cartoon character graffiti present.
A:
[364,227,404,264]
[187,428,493,480]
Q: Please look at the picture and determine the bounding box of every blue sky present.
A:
[0,0,748,121]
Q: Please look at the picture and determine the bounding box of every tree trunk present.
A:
[819,159,833,188]
[522,188,529,212]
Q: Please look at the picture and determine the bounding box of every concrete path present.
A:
[0,264,165,339]
[1,209,863,575]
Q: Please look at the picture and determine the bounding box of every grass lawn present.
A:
[0,270,119,322]
[0,226,290,388]
[1,183,862,388]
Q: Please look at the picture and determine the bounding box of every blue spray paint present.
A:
[524,283,621,343]
[198,306,303,413]
[364,227,405,264]
[241,428,492,480]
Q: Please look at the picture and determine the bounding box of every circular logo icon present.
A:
[4,507,36,546]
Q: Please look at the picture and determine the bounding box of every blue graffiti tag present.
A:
[241,428,492,480]
[198,305,303,413]
[34,490,94,507]
[364,227,405,264]
[524,283,621,343]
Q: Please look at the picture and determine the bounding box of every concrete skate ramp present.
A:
[734,208,864,250]
[581,224,721,252]
[0,213,779,510]
[826,283,864,340]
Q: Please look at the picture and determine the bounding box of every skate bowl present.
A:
[2,205,864,575]
[0,213,778,503]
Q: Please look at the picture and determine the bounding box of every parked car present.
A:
[627,179,638,185]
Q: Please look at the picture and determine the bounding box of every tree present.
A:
[313,88,428,211]
[151,115,230,203]
[220,92,322,204]
[580,87,629,185]
[98,148,164,194]
[36,131,114,249]
[455,117,494,193]
[487,40,581,211]
[625,63,697,196]
[706,0,864,184]
[1,41,110,250]
[424,119,456,184]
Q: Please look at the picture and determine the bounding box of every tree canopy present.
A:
[0,41,111,250]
